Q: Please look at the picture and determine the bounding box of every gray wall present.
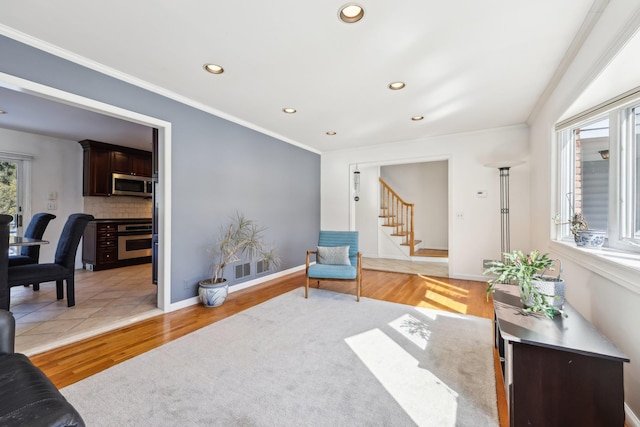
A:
[0,35,321,303]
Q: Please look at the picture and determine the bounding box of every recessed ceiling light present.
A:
[326,131,336,135]
[0,110,6,115]
[388,82,405,90]
[283,108,297,114]
[203,63,224,74]
[339,3,365,23]
[411,116,424,121]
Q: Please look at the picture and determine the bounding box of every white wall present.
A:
[322,124,530,280]
[0,127,84,266]
[529,0,640,421]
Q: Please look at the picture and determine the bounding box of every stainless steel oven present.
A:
[117,223,152,260]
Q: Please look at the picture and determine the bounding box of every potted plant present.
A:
[198,212,280,307]
[553,193,604,247]
[484,250,566,318]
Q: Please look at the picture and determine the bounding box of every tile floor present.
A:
[10,264,161,356]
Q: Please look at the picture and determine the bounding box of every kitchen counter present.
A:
[91,218,151,224]
[82,218,152,271]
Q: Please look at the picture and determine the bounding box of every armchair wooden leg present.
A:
[356,276,361,302]
[305,276,309,299]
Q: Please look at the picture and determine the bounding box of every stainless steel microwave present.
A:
[112,173,153,197]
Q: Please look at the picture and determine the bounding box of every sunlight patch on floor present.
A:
[389,313,432,350]
[424,290,468,314]
[345,328,459,426]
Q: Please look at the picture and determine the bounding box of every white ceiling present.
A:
[0,1,604,153]
[0,87,153,150]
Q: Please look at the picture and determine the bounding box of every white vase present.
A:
[574,230,605,247]
[198,279,228,307]
[520,276,565,312]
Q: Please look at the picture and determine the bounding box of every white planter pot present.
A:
[574,230,605,247]
[520,276,565,312]
[198,279,228,307]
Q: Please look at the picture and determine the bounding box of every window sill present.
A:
[550,240,640,296]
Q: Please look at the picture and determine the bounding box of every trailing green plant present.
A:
[209,212,280,283]
[484,250,565,319]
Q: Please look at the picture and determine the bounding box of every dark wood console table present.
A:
[492,284,629,426]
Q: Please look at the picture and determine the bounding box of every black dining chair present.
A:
[0,215,14,313]
[4,213,94,310]
[8,212,56,268]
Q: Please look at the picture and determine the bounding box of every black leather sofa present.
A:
[0,310,85,426]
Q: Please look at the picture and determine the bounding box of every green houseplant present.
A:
[198,212,280,307]
[484,250,566,318]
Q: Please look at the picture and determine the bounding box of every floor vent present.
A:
[235,263,250,279]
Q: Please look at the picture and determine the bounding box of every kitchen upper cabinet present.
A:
[79,140,152,196]
[80,141,111,196]
[111,151,152,177]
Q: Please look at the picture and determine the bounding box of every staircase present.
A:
[378,178,422,257]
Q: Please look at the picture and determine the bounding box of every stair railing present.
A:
[379,178,415,255]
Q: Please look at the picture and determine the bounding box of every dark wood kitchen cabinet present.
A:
[82,222,117,270]
[111,150,152,177]
[79,140,152,196]
[80,140,111,196]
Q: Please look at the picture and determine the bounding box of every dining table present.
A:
[9,236,49,247]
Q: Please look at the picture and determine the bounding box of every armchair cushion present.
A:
[316,245,351,265]
[308,263,357,280]
[0,353,85,426]
[0,310,85,426]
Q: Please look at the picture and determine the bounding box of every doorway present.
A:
[0,72,172,353]
[351,158,450,277]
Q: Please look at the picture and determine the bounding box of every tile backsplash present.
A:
[84,196,152,219]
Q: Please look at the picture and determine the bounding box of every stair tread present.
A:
[401,240,422,246]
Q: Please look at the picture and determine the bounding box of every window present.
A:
[556,94,640,253]
[0,154,31,254]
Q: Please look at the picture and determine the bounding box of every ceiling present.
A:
[0,1,605,153]
[0,87,153,150]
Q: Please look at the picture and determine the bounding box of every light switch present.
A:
[48,191,57,200]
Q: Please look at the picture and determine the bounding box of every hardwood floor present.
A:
[30,269,507,427]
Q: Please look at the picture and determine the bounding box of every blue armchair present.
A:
[305,230,361,301]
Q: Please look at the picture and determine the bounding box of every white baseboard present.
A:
[627,403,640,427]
[167,265,306,312]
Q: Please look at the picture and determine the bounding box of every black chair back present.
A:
[0,215,13,312]
[54,214,94,269]
[20,213,56,261]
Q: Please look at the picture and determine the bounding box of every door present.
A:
[0,158,24,253]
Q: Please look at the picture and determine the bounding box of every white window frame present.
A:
[0,152,32,235]
[553,89,640,296]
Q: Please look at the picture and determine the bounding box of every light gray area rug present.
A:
[61,289,498,426]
